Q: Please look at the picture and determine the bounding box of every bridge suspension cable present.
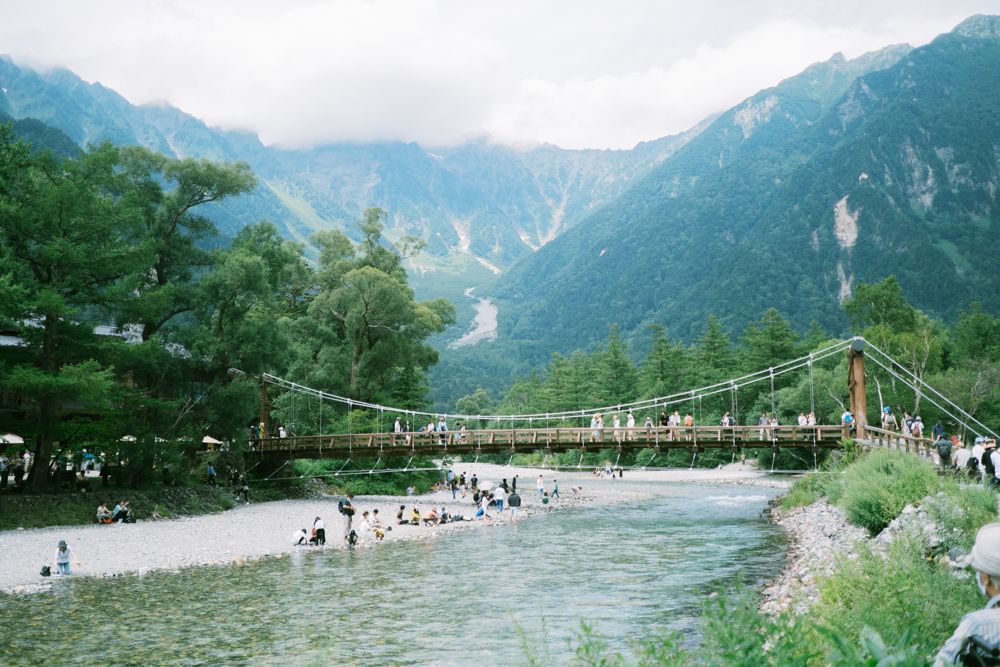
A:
[240,337,854,424]
[862,344,999,441]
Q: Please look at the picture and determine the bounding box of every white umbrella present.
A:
[1,433,24,444]
[202,436,223,445]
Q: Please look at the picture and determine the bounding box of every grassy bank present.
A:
[562,446,997,665]
[0,482,318,531]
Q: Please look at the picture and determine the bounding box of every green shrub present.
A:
[812,533,981,658]
[839,449,939,534]
[926,482,999,551]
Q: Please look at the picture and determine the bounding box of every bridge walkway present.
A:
[255,424,849,460]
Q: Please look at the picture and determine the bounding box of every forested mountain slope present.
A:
[492,18,1000,357]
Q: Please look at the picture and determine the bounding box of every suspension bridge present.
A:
[243,337,999,469]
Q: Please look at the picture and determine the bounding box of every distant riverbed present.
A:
[449,287,498,348]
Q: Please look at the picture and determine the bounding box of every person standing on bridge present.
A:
[437,416,448,444]
[841,410,854,438]
[797,412,808,427]
[684,413,694,441]
[670,411,682,441]
[612,414,622,442]
[393,417,402,445]
[758,412,769,441]
[626,411,636,441]
[659,411,669,438]
[933,421,946,441]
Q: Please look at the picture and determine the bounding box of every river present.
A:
[448,287,498,349]
[0,482,785,665]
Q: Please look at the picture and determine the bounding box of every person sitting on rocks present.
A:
[396,504,407,525]
[410,506,420,525]
[935,522,1000,665]
[96,502,113,524]
[421,508,440,526]
[112,500,133,523]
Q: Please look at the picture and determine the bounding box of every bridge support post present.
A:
[259,382,271,438]
[848,339,868,440]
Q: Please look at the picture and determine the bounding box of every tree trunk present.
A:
[27,394,57,491]
[27,314,60,492]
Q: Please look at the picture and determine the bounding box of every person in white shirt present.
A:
[312,516,325,545]
[292,528,309,546]
[53,540,80,575]
[626,412,636,441]
[798,412,808,427]
[955,443,972,471]
[493,485,506,512]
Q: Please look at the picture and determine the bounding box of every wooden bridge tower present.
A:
[848,338,867,438]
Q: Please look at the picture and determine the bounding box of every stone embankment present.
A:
[761,500,868,615]
[762,491,973,615]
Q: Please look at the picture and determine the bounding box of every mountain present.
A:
[0,55,692,280]
[488,18,1000,371]
[0,109,78,156]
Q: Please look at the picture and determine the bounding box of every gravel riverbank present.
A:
[760,499,868,615]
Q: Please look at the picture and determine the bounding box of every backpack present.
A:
[959,635,1000,666]
[39,565,51,577]
[338,499,345,515]
[347,530,358,546]
[938,440,953,462]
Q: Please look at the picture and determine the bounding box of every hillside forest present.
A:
[1,127,998,493]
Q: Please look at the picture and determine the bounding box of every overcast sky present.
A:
[2,1,997,149]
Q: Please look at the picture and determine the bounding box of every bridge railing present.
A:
[255,424,847,457]
[863,425,937,461]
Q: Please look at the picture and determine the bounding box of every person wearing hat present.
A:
[52,539,80,576]
[983,441,998,488]
[935,522,1000,664]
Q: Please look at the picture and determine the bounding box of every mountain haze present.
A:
[0,55,692,275]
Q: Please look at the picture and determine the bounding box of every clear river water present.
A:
[0,482,786,665]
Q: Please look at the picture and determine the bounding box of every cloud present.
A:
[0,0,992,149]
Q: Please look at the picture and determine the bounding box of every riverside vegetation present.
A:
[555,447,998,665]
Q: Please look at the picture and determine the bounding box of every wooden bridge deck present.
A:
[255,425,851,460]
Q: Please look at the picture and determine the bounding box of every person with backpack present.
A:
[935,434,953,470]
[934,522,1000,665]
